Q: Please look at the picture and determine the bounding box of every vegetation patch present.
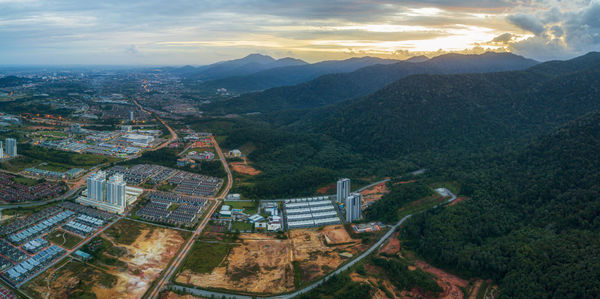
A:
[179,241,235,274]
[46,229,84,249]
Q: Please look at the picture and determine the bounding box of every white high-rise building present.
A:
[0,141,4,159]
[5,138,17,157]
[79,171,132,214]
[129,111,134,122]
[87,171,106,202]
[106,173,126,207]
[336,178,351,204]
[345,192,362,222]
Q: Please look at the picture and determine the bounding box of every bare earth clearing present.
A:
[25,221,186,299]
[230,162,261,175]
[360,182,390,205]
[176,226,364,295]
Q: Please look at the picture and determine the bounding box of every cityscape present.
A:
[1,0,599,298]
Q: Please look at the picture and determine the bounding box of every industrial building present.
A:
[122,133,154,147]
[345,192,362,222]
[284,197,341,229]
[336,178,350,204]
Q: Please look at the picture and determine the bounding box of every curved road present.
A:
[169,215,412,299]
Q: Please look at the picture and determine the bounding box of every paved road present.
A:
[355,179,390,193]
[168,214,413,299]
[132,98,178,151]
[147,135,234,299]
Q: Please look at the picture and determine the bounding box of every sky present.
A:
[0,0,599,65]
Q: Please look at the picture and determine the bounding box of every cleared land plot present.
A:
[360,182,390,205]
[46,229,84,249]
[176,226,364,295]
[24,219,187,299]
[230,162,261,176]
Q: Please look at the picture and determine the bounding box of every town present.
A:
[0,76,401,299]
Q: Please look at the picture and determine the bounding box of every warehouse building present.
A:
[284,197,341,229]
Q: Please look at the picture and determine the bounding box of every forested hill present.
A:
[401,111,600,297]
[313,52,600,158]
[206,52,537,114]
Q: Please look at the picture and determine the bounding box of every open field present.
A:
[176,226,365,295]
[24,219,188,299]
[46,229,83,249]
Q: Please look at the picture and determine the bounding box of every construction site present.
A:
[22,219,188,298]
[175,225,365,295]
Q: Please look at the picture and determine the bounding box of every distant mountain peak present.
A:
[405,55,429,63]
[236,53,276,64]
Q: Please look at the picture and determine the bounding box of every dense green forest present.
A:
[401,112,600,297]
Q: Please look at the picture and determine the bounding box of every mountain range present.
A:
[196,56,405,93]
[207,52,539,114]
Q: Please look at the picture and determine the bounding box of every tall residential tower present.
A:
[345,192,362,222]
[336,178,350,204]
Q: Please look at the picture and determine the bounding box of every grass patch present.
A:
[12,176,40,186]
[223,200,257,214]
[168,203,180,212]
[157,183,176,192]
[231,221,253,232]
[179,241,235,274]
[104,218,148,245]
[46,229,84,249]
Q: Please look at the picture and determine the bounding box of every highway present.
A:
[132,98,178,151]
[146,134,233,299]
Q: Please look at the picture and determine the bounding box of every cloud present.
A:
[491,33,514,43]
[507,14,546,35]
[503,1,600,60]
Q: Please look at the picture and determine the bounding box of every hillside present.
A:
[401,111,600,297]
[197,56,402,93]
[206,52,538,114]
[314,52,600,158]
